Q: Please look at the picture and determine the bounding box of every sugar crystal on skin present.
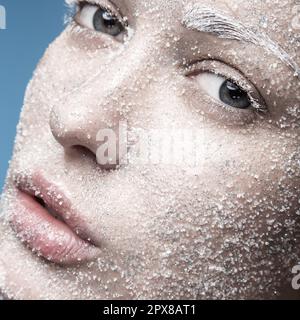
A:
[0,0,299,300]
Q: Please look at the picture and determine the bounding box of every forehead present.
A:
[133,0,295,19]
[132,0,299,66]
[130,1,297,38]
[66,0,299,71]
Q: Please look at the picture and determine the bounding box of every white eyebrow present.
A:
[183,5,300,79]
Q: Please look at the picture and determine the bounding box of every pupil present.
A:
[219,80,251,109]
[102,11,117,28]
[226,81,247,100]
[93,8,124,36]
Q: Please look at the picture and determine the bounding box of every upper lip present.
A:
[10,172,101,265]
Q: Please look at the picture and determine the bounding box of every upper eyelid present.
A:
[71,2,267,113]
[73,0,129,40]
[197,74,252,110]
[185,83,262,126]
[75,0,126,22]
[185,58,253,91]
[185,59,268,110]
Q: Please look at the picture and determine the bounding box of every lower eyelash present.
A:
[189,81,266,126]
[70,0,128,38]
[202,71,259,110]
[249,97,268,114]
[68,19,102,41]
[205,99,258,126]
[186,59,269,114]
[217,76,267,114]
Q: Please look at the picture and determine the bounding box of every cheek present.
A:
[141,134,299,294]
[34,31,118,105]
[149,131,299,241]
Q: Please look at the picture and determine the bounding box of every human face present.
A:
[0,0,299,299]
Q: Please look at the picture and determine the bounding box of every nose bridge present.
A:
[49,37,162,157]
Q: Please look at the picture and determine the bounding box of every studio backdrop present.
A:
[0,0,64,190]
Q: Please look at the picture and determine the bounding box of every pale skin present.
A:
[0,0,299,299]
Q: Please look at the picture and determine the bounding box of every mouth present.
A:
[10,173,101,266]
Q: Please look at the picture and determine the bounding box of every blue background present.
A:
[0,0,65,191]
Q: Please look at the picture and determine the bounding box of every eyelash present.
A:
[66,3,268,125]
[73,0,126,27]
[214,75,266,114]
[186,59,268,114]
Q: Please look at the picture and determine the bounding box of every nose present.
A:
[49,42,157,170]
[50,101,125,170]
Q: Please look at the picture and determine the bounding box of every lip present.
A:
[10,173,101,265]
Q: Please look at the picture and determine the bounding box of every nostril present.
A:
[71,145,119,171]
[71,145,98,163]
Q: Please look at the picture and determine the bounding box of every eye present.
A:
[75,2,125,37]
[197,73,252,109]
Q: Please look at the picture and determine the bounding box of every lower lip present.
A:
[10,191,100,265]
